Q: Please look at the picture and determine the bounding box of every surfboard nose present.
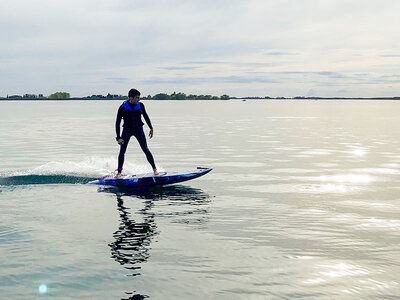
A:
[197,167,212,174]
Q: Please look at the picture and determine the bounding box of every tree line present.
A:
[1,92,230,100]
[146,92,230,100]
[2,93,399,101]
[2,92,71,100]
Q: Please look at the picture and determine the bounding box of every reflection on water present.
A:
[110,195,157,276]
[100,185,211,299]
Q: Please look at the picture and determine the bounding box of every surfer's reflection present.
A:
[109,194,156,274]
[100,185,211,299]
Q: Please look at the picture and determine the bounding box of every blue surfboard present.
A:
[89,167,212,187]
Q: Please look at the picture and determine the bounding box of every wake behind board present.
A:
[89,167,212,187]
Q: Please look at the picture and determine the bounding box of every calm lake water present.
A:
[1,100,400,299]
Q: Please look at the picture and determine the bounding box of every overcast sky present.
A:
[1,0,399,97]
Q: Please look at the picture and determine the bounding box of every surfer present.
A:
[115,88,158,178]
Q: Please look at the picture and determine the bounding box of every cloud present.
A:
[379,54,400,58]
[105,77,131,83]
[161,67,198,71]
[183,61,227,65]
[315,72,348,79]
[263,51,296,56]
[142,75,278,85]
[1,0,400,97]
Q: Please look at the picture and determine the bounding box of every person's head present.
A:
[128,88,141,104]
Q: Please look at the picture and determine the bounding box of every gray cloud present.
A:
[161,67,199,71]
[263,51,297,56]
[183,61,227,65]
[105,77,131,83]
[379,54,400,58]
[1,0,400,97]
[142,75,278,85]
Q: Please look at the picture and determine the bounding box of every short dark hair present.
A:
[128,88,140,98]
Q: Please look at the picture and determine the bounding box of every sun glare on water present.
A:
[38,284,47,294]
[351,149,366,156]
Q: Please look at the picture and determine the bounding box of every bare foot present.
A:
[115,173,122,179]
[153,169,159,176]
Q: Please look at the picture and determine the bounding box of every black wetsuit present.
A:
[115,101,156,172]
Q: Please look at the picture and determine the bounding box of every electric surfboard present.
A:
[89,167,212,187]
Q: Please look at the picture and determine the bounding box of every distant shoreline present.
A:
[1,97,400,101]
[1,91,399,101]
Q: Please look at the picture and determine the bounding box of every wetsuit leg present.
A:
[117,129,133,173]
[133,127,156,170]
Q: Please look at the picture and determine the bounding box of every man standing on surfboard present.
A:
[115,88,158,178]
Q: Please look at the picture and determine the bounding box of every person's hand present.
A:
[149,128,154,139]
[117,138,124,145]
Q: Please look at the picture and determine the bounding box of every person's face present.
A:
[130,95,140,104]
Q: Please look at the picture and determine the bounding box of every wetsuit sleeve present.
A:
[115,105,124,140]
[141,103,153,129]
